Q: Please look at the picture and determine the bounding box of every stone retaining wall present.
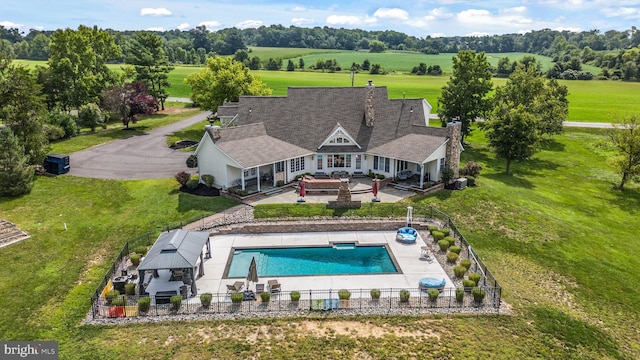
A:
[210,221,429,235]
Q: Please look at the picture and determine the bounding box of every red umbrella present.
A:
[372,179,378,198]
[300,180,306,198]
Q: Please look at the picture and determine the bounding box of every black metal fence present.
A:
[91,287,502,319]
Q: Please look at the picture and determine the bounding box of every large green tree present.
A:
[45,25,121,110]
[186,57,272,113]
[126,32,173,110]
[438,50,493,142]
[0,127,34,197]
[608,115,640,190]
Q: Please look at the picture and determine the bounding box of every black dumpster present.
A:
[44,154,70,174]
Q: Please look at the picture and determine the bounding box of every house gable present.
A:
[317,124,362,150]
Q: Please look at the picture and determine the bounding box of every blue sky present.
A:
[2,1,640,37]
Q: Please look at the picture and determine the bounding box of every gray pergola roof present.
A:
[137,229,209,271]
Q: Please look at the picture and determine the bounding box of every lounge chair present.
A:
[226,281,244,293]
[268,279,281,293]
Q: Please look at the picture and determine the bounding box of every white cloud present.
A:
[500,6,527,15]
[291,17,314,26]
[466,31,490,37]
[602,7,640,19]
[177,23,190,30]
[553,26,582,32]
[430,32,446,38]
[140,8,172,17]
[0,21,24,28]
[429,7,453,19]
[457,8,533,27]
[146,27,165,31]
[198,21,221,29]
[326,15,363,25]
[236,20,263,29]
[373,8,409,20]
[292,6,306,12]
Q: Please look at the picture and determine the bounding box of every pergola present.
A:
[137,229,211,296]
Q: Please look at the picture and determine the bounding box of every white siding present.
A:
[196,135,241,189]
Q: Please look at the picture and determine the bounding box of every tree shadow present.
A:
[600,185,640,215]
[483,172,535,189]
[539,138,566,152]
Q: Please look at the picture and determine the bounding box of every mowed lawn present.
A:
[1,122,639,358]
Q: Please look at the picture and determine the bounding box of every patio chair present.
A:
[226,281,244,293]
[256,283,265,294]
[268,279,281,293]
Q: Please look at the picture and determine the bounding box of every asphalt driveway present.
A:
[67,111,210,180]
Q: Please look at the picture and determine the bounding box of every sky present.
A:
[2,1,640,38]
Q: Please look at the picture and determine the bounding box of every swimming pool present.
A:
[225,244,399,277]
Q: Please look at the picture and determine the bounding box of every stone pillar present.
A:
[445,121,462,178]
[365,80,375,127]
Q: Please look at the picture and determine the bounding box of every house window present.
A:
[329,136,350,144]
[275,161,285,172]
[317,155,323,170]
[290,157,305,173]
[439,158,445,170]
[355,154,362,170]
[327,155,333,168]
[332,154,345,168]
[346,154,352,168]
[373,156,390,172]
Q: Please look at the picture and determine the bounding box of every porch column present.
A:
[420,163,425,188]
[257,167,261,192]
[241,170,245,190]
[272,163,276,186]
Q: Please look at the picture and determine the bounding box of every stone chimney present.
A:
[445,121,462,178]
[212,126,221,140]
[365,80,375,127]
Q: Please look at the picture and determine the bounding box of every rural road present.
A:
[67,111,211,180]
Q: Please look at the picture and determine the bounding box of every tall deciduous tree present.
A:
[438,50,493,142]
[126,32,173,110]
[46,25,121,110]
[608,115,640,190]
[101,82,156,129]
[186,57,271,113]
[0,128,34,197]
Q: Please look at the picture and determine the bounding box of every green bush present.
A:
[132,246,147,256]
[427,225,438,232]
[466,176,476,186]
[370,289,381,300]
[462,279,476,289]
[105,290,120,304]
[440,228,451,237]
[446,251,459,264]
[338,289,351,300]
[130,253,141,266]
[138,296,151,312]
[455,288,464,302]
[231,292,244,304]
[399,289,410,303]
[432,231,444,241]
[449,246,462,254]
[112,295,126,307]
[427,289,439,301]
[443,236,456,247]
[200,293,212,308]
[124,283,136,295]
[186,179,199,190]
[290,291,301,302]
[460,259,472,271]
[170,295,182,311]
[175,171,190,186]
[469,273,482,285]
[260,291,271,303]
[376,174,385,180]
[472,287,486,303]
[186,154,198,168]
[453,265,467,279]
[438,239,450,252]
[201,174,215,188]
[276,180,285,187]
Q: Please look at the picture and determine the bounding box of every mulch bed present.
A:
[179,183,220,197]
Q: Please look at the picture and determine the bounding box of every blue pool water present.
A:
[226,244,398,277]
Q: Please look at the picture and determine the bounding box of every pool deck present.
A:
[194,230,453,298]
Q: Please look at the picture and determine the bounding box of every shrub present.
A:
[132,246,147,256]
[200,293,212,308]
[432,231,444,241]
[449,246,462,254]
[440,228,451,237]
[427,289,439,301]
[456,288,464,302]
[427,225,438,232]
[338,289,351,300]
[186,179,199,190]
[170,295,182,311]
[124,283,136,295]
[438,239,450,252]
[138,296,151,312]
[453,265,467,279]
[370,289,381,300]
[466,176,476,186]
[111,295,126,307]
[376,174,385,180]
[105,290,120,304]
[460,259,472,270]
[460,161,483,178]
[276,180,284,187]
[231,292,244,304]
[472,287,486,303]
[186,154,198,168]
[469,273,482,285]
[201,174,215,188]
[399,289,410,303]
[446,252,459,264]
[462,279,476,289]
[130,253,141,266]
[443,236,456,247]
[175,171,190,186]
[290,291,301,302]
[260,291,271,303]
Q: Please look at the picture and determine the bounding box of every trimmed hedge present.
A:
[440,228,451,237]
[455,288,464,302]
[200,293,212,308]
[124,283,136,295]
[453,265,467,279]
[427,289,439,301]
[469,272,482,285]
[399,289,410,302]
[460,259,472,270]
[138,296,150,312]
[130,253,141,266]
[260,291,271,303]
[472,287,486,303]
[462,279,476,289]
[290,291,301,302]
[231,292,244,303]
[432,231,445,241]
[438,239,450,252]
[370,289,381,300]
[449,246,462,254]
[170,295,182,311]
[446,252,459,264]
[338,289,351,300]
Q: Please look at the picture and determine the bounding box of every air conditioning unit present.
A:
[455,178,467,190]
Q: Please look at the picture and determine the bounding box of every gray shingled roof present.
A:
[137,230,209,270]
[209,86,448,166]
